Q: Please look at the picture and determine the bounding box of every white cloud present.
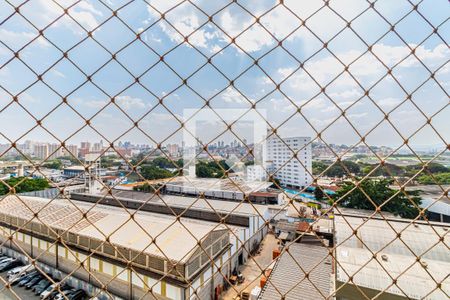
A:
[72,98,107,108]
[376,97,402,109]
[19,93,39,104]
[347,112,368,119]
[145,0,369,53]
[145,0,299,53]
[115,95,147,110]
[0,28,50,49]
[76,1,103,16]
[279,43,448,92]
[23,0,102,32]
[70,11,100,30]
[328,89,363,100]
[219,87,253,104]
[51,69,66,78]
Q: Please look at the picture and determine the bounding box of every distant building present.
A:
[166,143,180,157]
[23,140,35,155]
[48,143,62,159]
[246,165,267,181]
[80,141,91,150]
[266,135,312,189]
[92,142,103,152]
[78,148,89,159]
[63,165,85,178]
[62,144,78,158]
[33,143,49,160]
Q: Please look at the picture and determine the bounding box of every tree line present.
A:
[312,160,449,184]
[135,157,231,180]
[0,177,49,195]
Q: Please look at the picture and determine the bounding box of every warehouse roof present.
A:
[63,165,85,171]
[335,215,450,299]
[110,189,272,217]
[0,195,227,263]
[163,177,272,194]
[258,243,332,300]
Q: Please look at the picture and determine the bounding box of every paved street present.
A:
[222,233,279,300]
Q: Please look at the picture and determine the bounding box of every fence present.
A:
[0,1,449,300]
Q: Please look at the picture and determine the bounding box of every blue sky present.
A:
[0,0,449,152]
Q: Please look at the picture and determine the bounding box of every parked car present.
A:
[18,270,39,286]
[68,289,87,300]
[0,259,23,272]
[43,284,72,300]
[34,279,51,295]
[41,283,63,299]
[25,274,44,289]
[0,257,13,266]
[7,264,33,279]
[7,264,31,281]
[9,271,28,286]
[8,265,34,285]
[0,256,10,263]
[54,289,77,300]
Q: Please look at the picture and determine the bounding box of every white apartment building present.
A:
[266,135,312,189]
[246,165,267,181]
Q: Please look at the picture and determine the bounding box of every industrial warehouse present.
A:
[0,193,272,300]
[1,189,448,300]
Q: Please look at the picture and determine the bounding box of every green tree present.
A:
[195,160,229,178]
[406,163,449,177]
[333,178,422,219]
[0,177,50,195]
[417,173,450,185]
[152,157,177,169]
[100,156,122,168]
[196,163,215,178]
[325,161,361,177]
[244,160,255,166]
[139,165,174,180]
[364,163,405,177]
[314,187,325,200]
[43,160,62,169]
[312,161,328,175]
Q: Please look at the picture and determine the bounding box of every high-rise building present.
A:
[167,143,179,157]
[23,140,35,155]
[246,165,267,181]
[266,135,312,189]
[48,143,62,159]
[62,144,78,158]
[80,142,91,150]
[33,144,49,160]
[92,142,102,152]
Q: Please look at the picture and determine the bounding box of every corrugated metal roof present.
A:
[335,215,450,299]
[0,195,227,263]
[259,243,332,300]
